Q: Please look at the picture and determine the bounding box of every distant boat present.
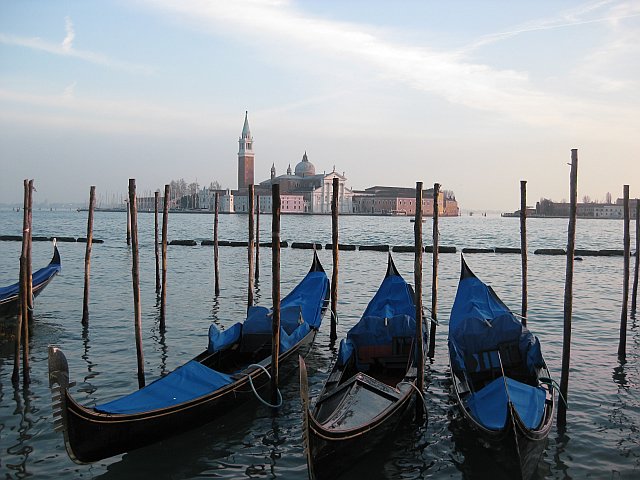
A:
[390,210,407,216]
[0,241,61,316]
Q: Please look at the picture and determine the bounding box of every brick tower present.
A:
[237,111,254,190]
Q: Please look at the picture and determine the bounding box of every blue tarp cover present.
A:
[208,323,242,353]
[448,275,543,375]
[466,376,546,430]
[347,314,416,347]
[0,262,61,301]
[95,360,233,414]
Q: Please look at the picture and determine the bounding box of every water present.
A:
[0,210,638,479]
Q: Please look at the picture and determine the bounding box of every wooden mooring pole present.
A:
[214,192,220,296]
[129,179,145,388]
[160,184,169,330]
[22,180,34,384]
[126,198,131,246]
[12,180,30,384]
[255,195,260,282]
[558,149,578,428]
[428,183,439,358]
[415,182,425,415]
[82,185,96,325]
[632,199,639,316]
[271,183,281,406]
[618,185,630,358]
[330,177,339,342]
[520,180,528,325]
[26,180,33,315]
[154,190,160,294]
[248,185,255,310]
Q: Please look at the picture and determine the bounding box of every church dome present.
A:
[294,151,315,177]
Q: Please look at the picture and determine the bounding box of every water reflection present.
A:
[5,386,34,478]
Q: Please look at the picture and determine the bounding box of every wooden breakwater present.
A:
[1,235,637,256]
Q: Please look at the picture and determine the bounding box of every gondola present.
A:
[0,240,61,315]
[299,254,425,479]
[448,256,556,480]
[48,251,329,464]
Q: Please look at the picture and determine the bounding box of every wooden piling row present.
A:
[248,185,255,310]
[330,177,339,341]
[214,192,220,296]
[618,185,630,358]
[428,183,439,358]
[414,181,425,415]
[129,179,145,389]
[82,186,95,325]
[271,183,281,406]
[558,149,578,428]
[632,200,639,315]
[520,180,528,325]
[155,191,160,294]
[160,184,169,330]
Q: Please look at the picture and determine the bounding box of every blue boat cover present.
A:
[448,275,544,375]
[466,376,546,430]
[95,360,233,414]
[336,271,418,368]
[96,261,328,415]
[0,261,61,301]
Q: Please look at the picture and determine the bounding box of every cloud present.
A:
[63,81,77,99]
[62,16,74,51]
[0,18,154,74]
[139,0,638,135]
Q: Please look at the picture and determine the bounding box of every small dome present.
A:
[294,151,315,177]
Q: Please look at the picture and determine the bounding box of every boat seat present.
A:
[239,333,272,353]
[464,341,526,388]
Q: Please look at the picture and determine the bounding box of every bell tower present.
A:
[237,111,254,190]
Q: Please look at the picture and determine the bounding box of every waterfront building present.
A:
[256,152,354,214]
[352,186,459,216]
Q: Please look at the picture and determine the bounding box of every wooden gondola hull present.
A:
[307,389,416,480]
[450,367,555,480]
[0,245,61,316]
[56,331,316,463]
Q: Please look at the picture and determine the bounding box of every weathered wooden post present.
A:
[248,185,255,310]
[82,185,96,325]
[12,180,29,383]
[154,190,160,294]
[26,180,33,315]
[160,184,169,330]
[129,179,145,388]
[619,185,630,358]
[428,183,439,358]
[214,192,220,296]
[255,195,260,282]
[126,198,131,246]
[415,181,425,415]
[330,177,339,342]
[271,183,281,406]
[520,180,528,325]
[632,199,640,315]
[558,149,578,428]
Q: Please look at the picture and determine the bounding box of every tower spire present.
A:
[238,111,254,190]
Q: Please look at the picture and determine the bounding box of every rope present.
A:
[245,363,283,408]
[539,376,568,408]
[398,381,428,413]
[330,309,339,325]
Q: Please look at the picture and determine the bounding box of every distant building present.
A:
[352,186,459,216]
[237,111,254,191]
[533,198,636,219]
[255,152,354,214]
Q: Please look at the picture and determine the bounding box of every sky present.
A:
[1,0,639,210]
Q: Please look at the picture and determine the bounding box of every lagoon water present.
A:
[0,209,638,479]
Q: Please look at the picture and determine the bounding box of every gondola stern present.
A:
[51,240,61,267]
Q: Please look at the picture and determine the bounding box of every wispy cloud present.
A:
[0,17,154,74]
[139,0,638,134]
[61,16,75,51]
